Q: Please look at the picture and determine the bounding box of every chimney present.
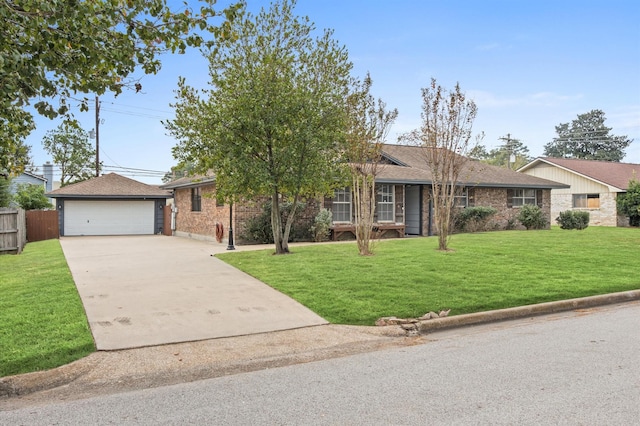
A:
[43,162,53,193]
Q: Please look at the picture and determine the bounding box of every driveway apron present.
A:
[60,236,327,350]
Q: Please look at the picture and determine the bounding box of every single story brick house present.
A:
[162,144,567,245]
[48,173,172,236]
[518,157,640,226]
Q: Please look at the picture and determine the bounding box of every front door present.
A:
[405,185,421,235]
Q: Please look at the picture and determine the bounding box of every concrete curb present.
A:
[415,290,640,334]
[0,355,99,399]
[1,291,638,401]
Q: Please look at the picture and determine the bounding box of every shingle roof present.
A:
[21,171,47,182]
[160,174,216,190]
[380,144,568,188]
[47,173,172,198]
[520,157,640,190]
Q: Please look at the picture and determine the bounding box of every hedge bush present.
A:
[454,206,497,232]
[556,210,590,230]
[241,201,311,244]
[310,208,332,242]
[517,204,547,230]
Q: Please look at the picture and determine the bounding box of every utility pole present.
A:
[95,95,100,177]
[499,133,517,169]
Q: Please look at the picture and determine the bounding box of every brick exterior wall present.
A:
[173,184,230,243]
[174,183,554,243]
[472,187,550,230]
[235,196,323,244]
[419,186,552,235]
[173,185,323,245]
[421,186,431,236]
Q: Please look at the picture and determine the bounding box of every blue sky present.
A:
[26,0,640,184]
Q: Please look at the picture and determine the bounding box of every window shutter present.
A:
[467,187,475,207]
[507,189,514,208]
[536,190,543,208]
[324,196,333,210]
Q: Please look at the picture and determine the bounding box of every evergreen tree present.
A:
[543,110,632,161]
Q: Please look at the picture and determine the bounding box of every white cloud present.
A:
[467,90,583,108]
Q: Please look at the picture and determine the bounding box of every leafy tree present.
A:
[617,178,640,227]
[13,183,53,210]
[162,163,196,183]
[470,136,531,170]
[0,175,11,207]
[166,0,352,254]
[344,73,398,255]
[42,124,97,186]
[401,79,483,251]
[543,110,632,161]
[0,137,33,177]
[1,0,241,176]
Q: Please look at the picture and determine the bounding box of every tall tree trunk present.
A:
[353,168,376,256]
[282,193,299,252]
[271,192,289,254]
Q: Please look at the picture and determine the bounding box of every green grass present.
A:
[218,227,640,325]
[0,240,95,378]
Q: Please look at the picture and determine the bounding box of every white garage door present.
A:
[64,200,155,236]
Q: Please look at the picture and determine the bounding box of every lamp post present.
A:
[226,201,235,250]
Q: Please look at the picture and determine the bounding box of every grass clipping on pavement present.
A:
[217,227,640,325]
[0,240,95,378]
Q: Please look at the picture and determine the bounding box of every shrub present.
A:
[13,183,53,210]
[617,178,640,227]
[310,208,332,242]
[241,201,311,244]
[454,206,497,232]
[556,210,590,230]
[0,176,11,207]
[517,204,547,230]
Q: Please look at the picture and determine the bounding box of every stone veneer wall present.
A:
[551,191,622,227]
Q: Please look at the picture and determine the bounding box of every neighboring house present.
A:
[9,170,46,193]
[47,173,172,236]
[8,163,55,203]
[162,144,567,245]
[518,157,640,226]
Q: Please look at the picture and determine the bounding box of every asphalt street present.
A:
[2,301,638,425]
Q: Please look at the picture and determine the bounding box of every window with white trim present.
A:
[573,193,600,209]
[512,189,536,207]
[454,189,468,208]
[332,188,351,223]
[376,184,394,222]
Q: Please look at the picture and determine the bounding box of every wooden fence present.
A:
[163,205,173,236]
[0,208,26,255]
[26,210,59,242]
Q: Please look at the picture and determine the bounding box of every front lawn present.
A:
[0,240,95,378]
[217,227,640,325]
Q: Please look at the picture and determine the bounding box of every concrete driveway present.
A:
[60,236,327,351]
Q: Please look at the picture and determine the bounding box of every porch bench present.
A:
[330,223,405,241]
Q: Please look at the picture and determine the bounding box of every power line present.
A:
[99,107,168,120]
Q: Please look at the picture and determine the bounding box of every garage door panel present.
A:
[65,200,155,236]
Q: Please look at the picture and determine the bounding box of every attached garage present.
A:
[48,173,172,236]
